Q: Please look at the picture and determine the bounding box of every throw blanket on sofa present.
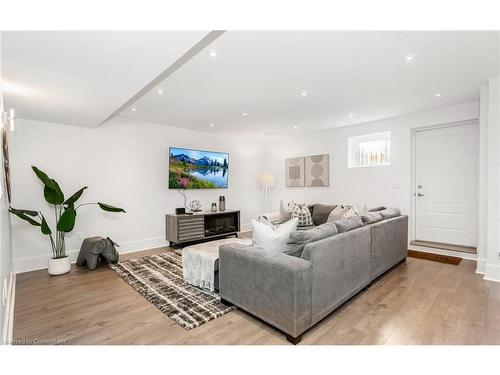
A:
[182,238,253,291]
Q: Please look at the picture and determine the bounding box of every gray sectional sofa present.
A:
[218,204,408,344]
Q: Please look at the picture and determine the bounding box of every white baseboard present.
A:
[12,225,253,274]
[408,244,478,261]
[13,236,170,274]
[2,272,15,344]
[484,263,500,283]
[476,258,487,274]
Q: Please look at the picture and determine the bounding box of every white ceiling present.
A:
[1,31,209,127]
[1,31,499,133]
[121,31,500,135]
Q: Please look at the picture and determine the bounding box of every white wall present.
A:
[485,77,500,281]
[0,32,14,343]
[7,100,490,276]
[265,101,480,241]
[477,86,489,274]
[10,118,267,273]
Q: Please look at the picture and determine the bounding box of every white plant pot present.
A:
[48,256,71,276]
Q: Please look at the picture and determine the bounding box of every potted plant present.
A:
[9,166,125,275]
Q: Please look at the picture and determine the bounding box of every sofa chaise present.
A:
[218,204,408,344]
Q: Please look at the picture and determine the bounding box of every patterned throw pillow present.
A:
[278,200,305,223]
[327,205,349,222]
[342,207,358,219]
[291,204,313,227]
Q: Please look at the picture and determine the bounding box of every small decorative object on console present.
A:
[219,196,226,211]
[76,236,120,271]
[175,207,186,215]
[211,203,218,212]
[189,200,202,212]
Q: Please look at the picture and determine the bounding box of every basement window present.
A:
[348,131,391,168]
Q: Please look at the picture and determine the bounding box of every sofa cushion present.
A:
[379,208,401,220]
[291,204,314,227]
[295,225,315,231]
[287,222,338,257]
[282,243,307,258]
[369,206,386,212]
[334,216,364,233]
[252,217,298,252]
[311,203,338,226]
[359,212,383,224]
[289,222,338,244]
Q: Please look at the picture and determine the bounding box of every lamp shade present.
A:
[258,171,275,188]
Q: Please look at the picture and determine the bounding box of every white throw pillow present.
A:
[327,205,349,222]
[252,218,298,252]
[353,203,369,215]
[278,200,292,223]
[257,215,274,227]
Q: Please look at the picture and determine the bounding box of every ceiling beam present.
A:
[99,30,225,126]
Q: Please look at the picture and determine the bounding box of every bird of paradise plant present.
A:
[9,166,126,259]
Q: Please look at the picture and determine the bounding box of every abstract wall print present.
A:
[305,154,329,187]
[285,157,305,187]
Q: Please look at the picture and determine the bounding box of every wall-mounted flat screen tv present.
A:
[169,147,229,189]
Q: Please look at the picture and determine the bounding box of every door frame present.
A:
[409,119,479,244]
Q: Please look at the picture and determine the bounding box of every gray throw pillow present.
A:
[359,212,383,224]
[379,208,401,220]
[311,204,338,226]
[334,216,364,233]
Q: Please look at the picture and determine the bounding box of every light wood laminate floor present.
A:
[13,247,500,345]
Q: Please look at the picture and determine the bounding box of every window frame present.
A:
[347,131,391,168]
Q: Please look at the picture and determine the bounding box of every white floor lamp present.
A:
[258,171,275,213]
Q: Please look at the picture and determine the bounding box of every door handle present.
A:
[417,192,424,197]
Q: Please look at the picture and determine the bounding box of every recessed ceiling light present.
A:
[293,125,299,129]
[209,50,218,57]
[434,93,441,97]
[348,113,355,117]
[157,88,164,94]
[131,107,137,112]
[260,133,264,137]
[210,123,215,128]
[300,91,308,96]
[405,54,415,62]
[242,112,249,116]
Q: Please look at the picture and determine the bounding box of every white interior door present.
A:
[414,123,478,247]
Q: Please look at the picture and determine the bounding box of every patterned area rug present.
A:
[109,249,234,330]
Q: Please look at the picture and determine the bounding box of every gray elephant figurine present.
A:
[76,236,119,270]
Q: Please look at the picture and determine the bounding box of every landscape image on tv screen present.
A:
[169,147,229,189]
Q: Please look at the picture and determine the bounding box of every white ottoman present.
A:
[182,238,252,291]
